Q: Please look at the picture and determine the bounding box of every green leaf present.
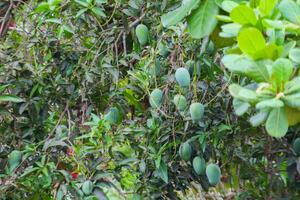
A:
[246,59,270,82]
[35,2,50,13]
[259,0,278,16]
[187,0,219,39]
[284,77,300,95]
[222,55,270,82]
[281,41,296,58]
[283,93,300,108]
[230,5,257,25]
[220,23,241,38]
[229,84,258,103]
[45,18,62,24]
[256,98,284,109]
[222,54,252,74]
[221,1,238,12]
[278,0,300,25]
[271,58,293,91]
[285,106,300,125]
[91,7,106,18]
[161,0,200,27]
[157,161,168,183]
[249,110,269,127]
[0,95,24,103]
[237,28,266,58]
[266,107,288,138]
[233,99,250,116]
[74,0,89,7]
[256,43,281,60]
[289,48,300,64]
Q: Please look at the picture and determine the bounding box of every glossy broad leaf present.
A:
[237,28,266,58]
[230,5,257,25]
[249,110,269,127]
[271,58,293,91]
[259,0,278,16]
[233,98,250,116]
[278,0,300,25]
[161,0,200,27]
[266,107,288,138]
[187,0,219,39]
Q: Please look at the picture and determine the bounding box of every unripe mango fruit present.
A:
[158,42,169,57]
[179,142,192,161]
[193,156,206,175]
[135,24,149,46]
[173,94,187,111]
[190,103,204,122]
[206,163,221,185]
[149,89,163,108]
[175,68,190,87]
[293,138,300,155]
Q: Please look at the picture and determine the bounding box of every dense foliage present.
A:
[1,0,300,199]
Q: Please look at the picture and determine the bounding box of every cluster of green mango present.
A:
[179,142,221,186]
[149,67,204,121]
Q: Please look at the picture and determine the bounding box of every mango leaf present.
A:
[259,0,278,16]
[278,0,300,25]
[35,2,50,13]
[256,98,284,109]
[92,7,106,18]
[233,99,250,116]
[289,48,300,64]
[187,0,219,39]
[266,107,288,138]
[230,5,257,25]
[157,161,168,183]
[0,95,24,103]
[249,110,269,127]
[237,28,266,58]
[271,58,293,91]
[161,0,200,27]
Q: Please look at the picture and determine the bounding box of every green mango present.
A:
[175,67,190,87]
[149,89,163,108]
[293,138,300,155]
[8,150,22,172]
[193,156,206,175]
[173,94,187,111]
[104,107,120,124]
[158,42,169,57]
[179,142,192,161]
[190,103,204,122]
[82,180,93,195]
[206,163,221,185]
[135,24,149,46]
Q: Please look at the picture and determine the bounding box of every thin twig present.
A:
[0,0,13,37]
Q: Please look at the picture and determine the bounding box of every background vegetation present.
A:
[1,0,300,199]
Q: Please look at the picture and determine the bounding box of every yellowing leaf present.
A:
[230,5,257,25]
[237,28,266,58]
